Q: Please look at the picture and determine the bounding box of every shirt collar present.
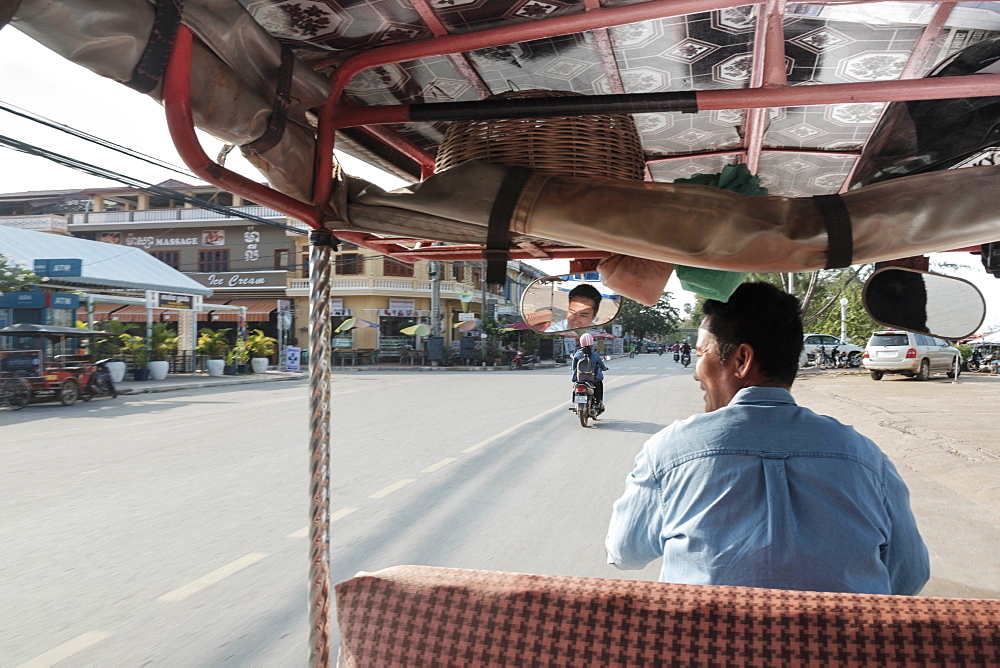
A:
[728,386,796,407]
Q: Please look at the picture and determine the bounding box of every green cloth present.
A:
[673,164,768,302]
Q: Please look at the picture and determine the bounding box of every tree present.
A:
[678,268,879,346]
[0,253,41,294]
[618,293,681,340]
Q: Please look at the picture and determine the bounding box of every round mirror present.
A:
[862,267,986,340]
[518,273,622,333]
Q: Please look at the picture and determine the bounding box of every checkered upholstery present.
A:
[336,565,1000,667]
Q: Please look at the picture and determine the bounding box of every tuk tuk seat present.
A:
[336,565,1000,667]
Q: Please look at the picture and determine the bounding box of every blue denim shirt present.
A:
[606,386,929,595]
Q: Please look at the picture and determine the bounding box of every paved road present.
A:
[3,358,998,665]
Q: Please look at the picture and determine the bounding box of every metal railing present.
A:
[67,205,287,225]
[289,276,473,295]
[0,214,69,233]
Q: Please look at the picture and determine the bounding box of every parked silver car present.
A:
[801,333,864,367]
[863,330,961,380]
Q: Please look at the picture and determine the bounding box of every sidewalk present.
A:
[115,370,307,395]
[114,360,564,395]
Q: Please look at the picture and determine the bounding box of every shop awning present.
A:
[106,305,171,322]
[76,302,127,322]
[206,298,279,322]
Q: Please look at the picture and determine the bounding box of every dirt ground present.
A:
[792,369,1000,599]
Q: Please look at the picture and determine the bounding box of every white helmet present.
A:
[579,333,595,347]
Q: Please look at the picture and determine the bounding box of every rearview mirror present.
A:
[519,273,622,333]
[862,267,986,340]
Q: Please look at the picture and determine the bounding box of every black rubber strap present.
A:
[309,228,339,250]
[485,166,532,286]
[409,91,698,123]
[813,194,853,269]
[125,0,184,93]
[244,46,295,155]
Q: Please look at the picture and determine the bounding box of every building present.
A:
[1,182,546,358]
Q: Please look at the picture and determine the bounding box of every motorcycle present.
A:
[673,350,680,362]
[681,351,691,367]
[658,348,664,356]
[83,358,118,400]
[572,380,601,427]
[508,349,536,370]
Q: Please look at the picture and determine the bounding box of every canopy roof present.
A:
[9,1,1000,266]
[0,226,212,296]
[0,323,111,338]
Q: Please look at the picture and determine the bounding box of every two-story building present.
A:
[1,182,545,358]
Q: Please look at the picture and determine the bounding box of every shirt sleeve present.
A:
[596,353,608,371]
[606,441,664,570]
[880,457,931,595]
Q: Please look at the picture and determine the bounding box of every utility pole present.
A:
[480,261,488,365]
[429,261,441,336]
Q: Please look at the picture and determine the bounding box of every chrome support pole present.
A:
[308,229,334,667]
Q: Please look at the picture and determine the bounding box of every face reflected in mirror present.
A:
[862,267,986,340]
[519,274,622,333]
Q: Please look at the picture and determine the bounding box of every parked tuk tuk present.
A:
[0,323,118,410]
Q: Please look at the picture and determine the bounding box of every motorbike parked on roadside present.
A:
[84,358,118,400]
[508,349,537,370]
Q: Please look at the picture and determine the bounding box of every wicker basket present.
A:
[434,89,645,180]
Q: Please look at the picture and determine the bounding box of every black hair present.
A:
[569,283,602,309]
[702,282,803,386]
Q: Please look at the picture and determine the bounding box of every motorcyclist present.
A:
[573,332,608,414]
[680,341,692,366]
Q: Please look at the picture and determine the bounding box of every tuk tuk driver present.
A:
[605,282,929,595]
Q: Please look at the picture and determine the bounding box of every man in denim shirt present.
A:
[606,282,929,594]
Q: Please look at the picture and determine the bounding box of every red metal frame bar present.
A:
[354,125,436,178]
[742,0,787,173]
[163,24,322,227]
[327,75,1000,128]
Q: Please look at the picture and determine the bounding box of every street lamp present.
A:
[840,297,849,343]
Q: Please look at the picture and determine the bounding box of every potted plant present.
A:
[119,332,150,381]
[245,329,278,373]
[147,322,178,380]
[197,327,231,377]
[88,320,134,382]
[230,338,251,374]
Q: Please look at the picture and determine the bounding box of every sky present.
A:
[1,25,998,334]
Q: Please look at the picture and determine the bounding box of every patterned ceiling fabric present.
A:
[608,9,757,92]
[432,0,587,35]
[231,1,1000,197]
[469,34,607,95]
[239,0,433,50]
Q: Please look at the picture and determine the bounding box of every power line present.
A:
[0,134,307,235]
[0,99,200,180]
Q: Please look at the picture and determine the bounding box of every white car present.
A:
[801,333,864,367]
[863,330,961,381]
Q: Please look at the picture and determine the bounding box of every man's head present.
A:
[567,284,602,330]
[694,282,803,412]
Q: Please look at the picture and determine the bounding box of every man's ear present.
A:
[732,343,755,378]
